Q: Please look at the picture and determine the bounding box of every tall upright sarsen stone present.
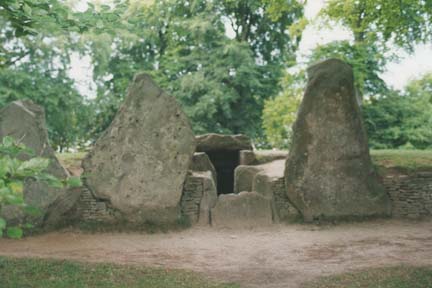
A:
[83,73,196,224]
[284,59,390,221]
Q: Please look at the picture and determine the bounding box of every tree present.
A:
[262,71,303,149]
[308,41,387,97]
[316,0,431,98]
[0,1,92,150]
[85,0,304,140]
[363,74,432,149]
[323,0,431,52]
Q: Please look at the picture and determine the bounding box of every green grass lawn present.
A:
[0,257,239,288]
[303,266,432,288]
[370,149,432,171]
[56,152,87,168]
[56,149,432,175]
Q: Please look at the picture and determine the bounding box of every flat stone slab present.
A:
[196,134,252,152]
[83,73,196,224]
[212,192,272,228]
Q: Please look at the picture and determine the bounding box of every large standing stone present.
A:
[284,59,390,221]
[83,73,196,224]
[0,100,75,227]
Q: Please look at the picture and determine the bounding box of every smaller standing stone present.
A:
[0,100,77,227]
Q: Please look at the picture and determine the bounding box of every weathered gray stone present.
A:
[190,152,217,186]
[212,192,272,228]
[198,171,218,225]
[252,160,300,222]
[253,160,285,198]
[0,100,77,227]
[284,59,390,221]
[254,150,288,165]
[82,73,196,224]
[196,133,252,152]
[234,165,262,193]
[239,150,256,165]
[240,150,288,166]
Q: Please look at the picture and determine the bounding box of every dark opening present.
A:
[206,150,239,195]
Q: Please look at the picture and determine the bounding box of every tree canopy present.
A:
[0,0,431,150]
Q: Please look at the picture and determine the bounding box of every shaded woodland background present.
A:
[0,0,431,151]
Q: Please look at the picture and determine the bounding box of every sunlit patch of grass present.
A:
[0,257,239,288]
[303,266,432,288]
[56,152,87,170]
[371,149,432,171]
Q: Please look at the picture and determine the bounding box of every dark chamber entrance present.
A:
[206,150,239,195]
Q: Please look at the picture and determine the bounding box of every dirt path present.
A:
[1,219,432,288]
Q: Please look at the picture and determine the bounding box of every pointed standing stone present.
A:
[284,59,390,221]
[83,74,196,224]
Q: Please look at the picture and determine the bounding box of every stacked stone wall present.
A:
[180,174,204,223]
[74,170,432,222]
[76,188,112,221]
[272,177,295,222]
[382,171,432,218]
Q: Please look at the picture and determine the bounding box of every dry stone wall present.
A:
[180,174,204,223]
[180,171,217,225]
[76,188,113,222]
[73,169,432,223]
[383,171,432,218]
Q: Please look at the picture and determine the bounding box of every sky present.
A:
[69,0,432,97]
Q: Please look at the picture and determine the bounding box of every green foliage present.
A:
[363,84,432,149]
[0,136,81,238]
[317,0,431,99]
[0,68,92,151]
[303,265,432,288]
[262,71,303,148]
[85,0,304,140]
[371,150,432,171]
[309,41,388,97]
[323,0,432,51]
[0,0,94,150]
[0,0,77,38]
[0,257,239,288]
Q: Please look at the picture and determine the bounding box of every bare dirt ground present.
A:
[1,219,432,288]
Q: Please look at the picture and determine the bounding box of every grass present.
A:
[303,266,432,288]
[55,150,432,172]
[56,151,87,171]
[370,149,432,171]
[0,257,239,288]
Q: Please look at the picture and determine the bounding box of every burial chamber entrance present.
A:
[206,150,239,195]
[195,134,253,195]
